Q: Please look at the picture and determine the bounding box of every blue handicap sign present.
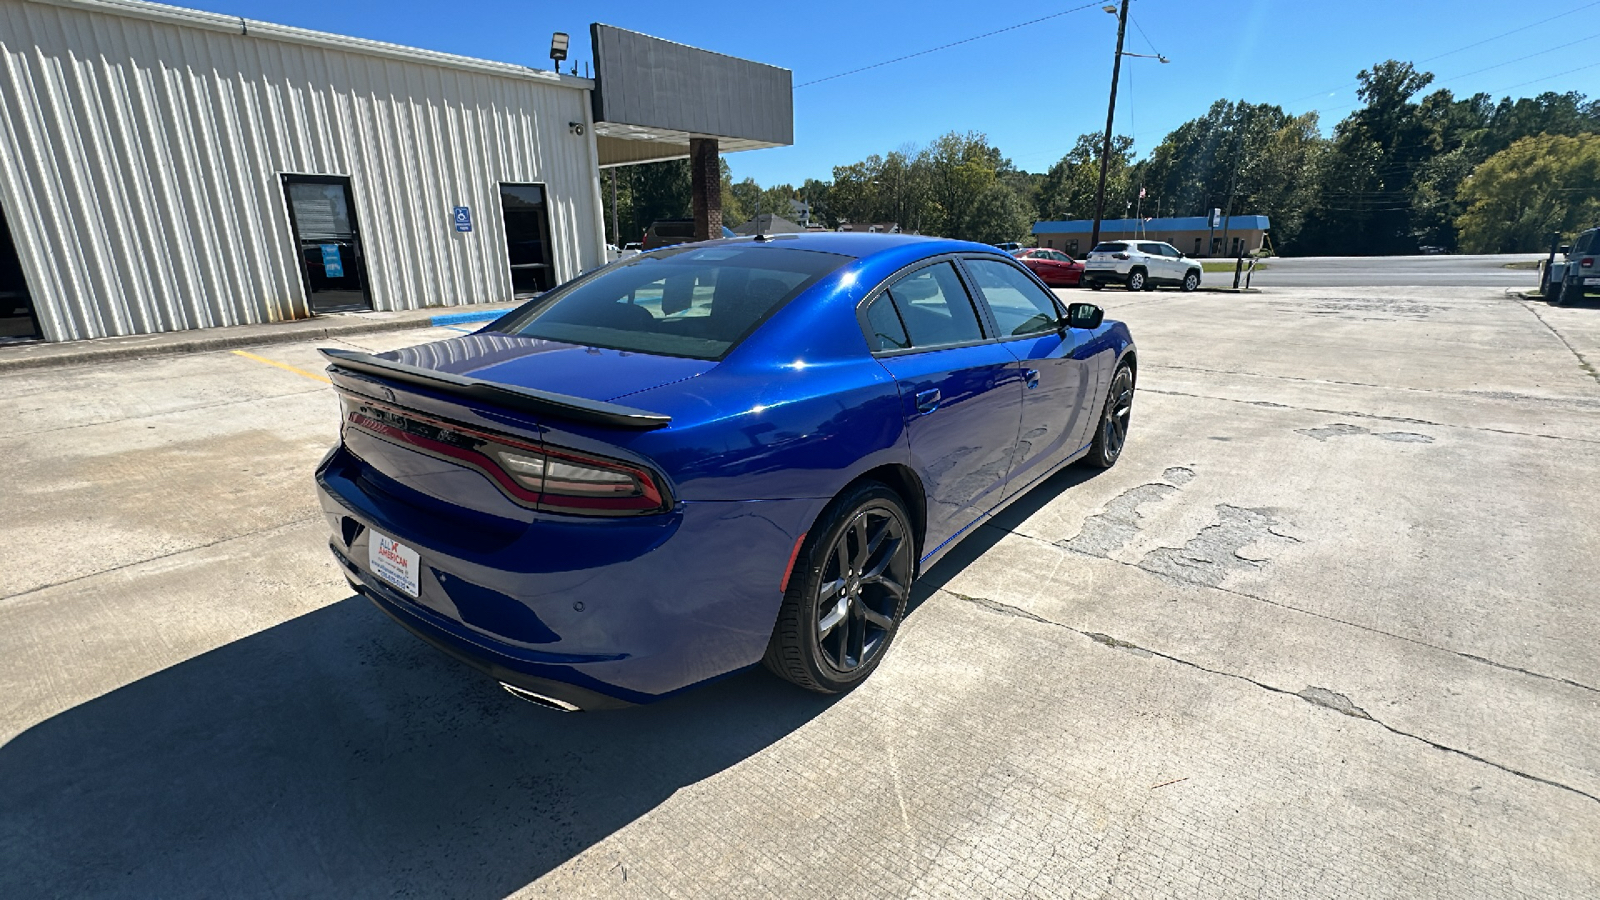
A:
[453,205,473,232]
[319,244,344,278]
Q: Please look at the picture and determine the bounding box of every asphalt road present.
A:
[2,284,1598,897]
[1249,252,1546,287]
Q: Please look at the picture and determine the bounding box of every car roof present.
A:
[689,231,1009,260]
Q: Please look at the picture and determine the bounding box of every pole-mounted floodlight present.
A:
[550,32,569,72]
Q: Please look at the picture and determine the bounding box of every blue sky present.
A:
[187,0,1600,185]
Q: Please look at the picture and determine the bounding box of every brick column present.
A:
[690,137,721,242]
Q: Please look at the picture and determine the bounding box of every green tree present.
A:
[966,182,1031,245]
[1456,133,1600,253]
[1037,133,1134,223]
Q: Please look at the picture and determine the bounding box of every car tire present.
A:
[1089,281,1104,291]
[1557,278,1584,306]
[1083,363,1134,469]
[1182,270,1200,292]
[763,482,916,694]
[1126,269,1146,292]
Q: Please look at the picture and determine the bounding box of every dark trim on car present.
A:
[321,347,672,429]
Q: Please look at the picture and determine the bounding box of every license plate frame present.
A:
[1583,277,1599,286]
[369,531,420,598]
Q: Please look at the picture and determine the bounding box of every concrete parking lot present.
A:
[1,279,1598,897]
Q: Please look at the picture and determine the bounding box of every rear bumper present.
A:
[316,446,820,707]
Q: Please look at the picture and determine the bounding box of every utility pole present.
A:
[1219,103,1248,259]
[1090,0,1130,250]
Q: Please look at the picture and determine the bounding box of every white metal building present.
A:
[0,0,791,343]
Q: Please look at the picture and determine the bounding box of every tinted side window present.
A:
[1137,242,1164,255]
[884,262,985,349]
[863,294,909,351]
[965,259,1061,337]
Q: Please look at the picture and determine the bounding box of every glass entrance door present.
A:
[0,206,40,343]
[499,183,554,299]
[283,175,371,313]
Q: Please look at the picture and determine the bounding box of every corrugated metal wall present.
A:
[0,0,605,342]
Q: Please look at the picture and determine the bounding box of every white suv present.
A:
[1083,240,1202,292]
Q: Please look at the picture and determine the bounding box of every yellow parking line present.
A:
[231,349,331,384]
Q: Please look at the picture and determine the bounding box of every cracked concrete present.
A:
[1138,504,1300,588]
[1296,422,1435,443]
[4,284,1600,898]
[1297,686,1372,719]
[949,588,1600,808]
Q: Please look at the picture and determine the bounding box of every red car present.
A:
[1011,248,1084,287]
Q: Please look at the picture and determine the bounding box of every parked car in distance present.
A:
[993,241,1023,252]
[1082,240,1202,293]
[1550,226,1597,306]
[1012,247,1084,287]
[315,233,1136,711]
[640,218,738,250]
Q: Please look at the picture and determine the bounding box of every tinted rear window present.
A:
[491,246,849,360]
[653,222,696,238]
[1092,243,1127,253]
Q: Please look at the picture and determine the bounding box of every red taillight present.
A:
[1583,257,1594,268]
[493,445,666,514]
[346,401,669,516]
[1113,252,1129,260]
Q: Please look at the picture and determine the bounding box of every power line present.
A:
[1303,30,1600,120]
[1279,0,1600,106]
[794,2,1101,88]
[1129,16,1163,58]
[1499,60,1600,91]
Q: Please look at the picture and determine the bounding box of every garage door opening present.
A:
[500,183,554,299]
[283,175,372,313]
[0,206,40,342]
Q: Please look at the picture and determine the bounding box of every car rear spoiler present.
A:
[319,348,672,430]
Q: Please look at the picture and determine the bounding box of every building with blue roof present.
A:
[1032,215,1271,258]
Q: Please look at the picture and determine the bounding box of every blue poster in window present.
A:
[453,206,473,232]
[320,244,344,278]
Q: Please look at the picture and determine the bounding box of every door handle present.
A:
[1024,368,1040,389]
[915,388,941,414]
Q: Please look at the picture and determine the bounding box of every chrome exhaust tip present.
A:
[500,682,582,712]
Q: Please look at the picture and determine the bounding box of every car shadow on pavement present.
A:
[907,462,1105,614]
[0,595,839,898]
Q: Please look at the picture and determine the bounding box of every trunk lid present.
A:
[325,335,702,527]
[381,332,714,402]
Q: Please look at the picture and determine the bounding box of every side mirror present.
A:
[1063,302,1104,330]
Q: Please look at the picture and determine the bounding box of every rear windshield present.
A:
[491,245,850,360]
[1092,242,1127,253]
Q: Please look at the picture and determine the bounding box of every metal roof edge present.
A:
[25,0,595,89]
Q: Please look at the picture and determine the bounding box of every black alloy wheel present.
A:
[764,483,915,693]
[1085,363,1134,468]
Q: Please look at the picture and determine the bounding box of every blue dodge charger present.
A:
[315,233,1136,710]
